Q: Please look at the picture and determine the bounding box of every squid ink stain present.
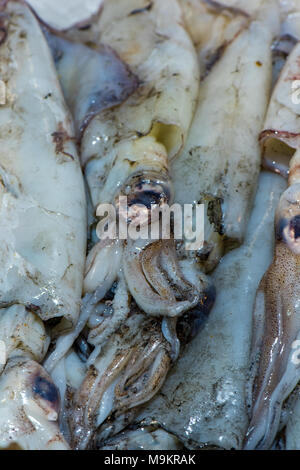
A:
[33,376,59,405]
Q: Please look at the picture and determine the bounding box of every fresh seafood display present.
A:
[0,0,300,452]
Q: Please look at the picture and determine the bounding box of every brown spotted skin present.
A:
[245,242,300,449]
[254,243,300,397]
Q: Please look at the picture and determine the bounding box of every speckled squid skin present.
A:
[244,10,300,444]
[245,154,300,450]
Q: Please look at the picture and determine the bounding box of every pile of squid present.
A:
[0,0,299,451]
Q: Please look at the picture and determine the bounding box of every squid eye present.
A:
[129,190,165,210]
[74,335,92,363]
[117,172,173,226]
[32,376,59,405]
[289,215,300,240]
[121,172,172,206]
[275,217,287,242]
[276,215,300,254]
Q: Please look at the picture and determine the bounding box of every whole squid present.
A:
[44,0,212,371]
[0,0,86,449]
[172,0,279,272]
[133,171,286,450]
[245,30,300,449]
[50,0,205,323]
[40,0,217,448]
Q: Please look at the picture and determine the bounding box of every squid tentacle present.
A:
[123,238,200,318]
[87,273,131,347]
[69,316,172,450]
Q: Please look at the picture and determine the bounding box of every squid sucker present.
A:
[0,0,87,449]
[245,30,300,448]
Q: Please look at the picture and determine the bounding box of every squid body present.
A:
[0,0,86,449]
[50,0,206,322]
[172,0,280,272]
[134,172,286,450]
